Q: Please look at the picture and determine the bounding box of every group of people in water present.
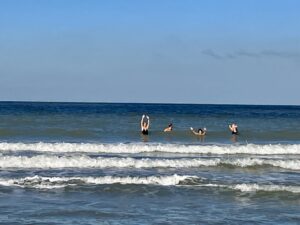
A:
[140,115,239,136]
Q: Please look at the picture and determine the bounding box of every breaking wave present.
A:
[0,142,300,155]
[0,155,299,170]
[0,175,299,193]
[0,174,194,188]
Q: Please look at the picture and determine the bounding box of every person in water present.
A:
[164,123,173,132]
[190,127,206,136]
[229,123,238,135]
[141,115,150,135]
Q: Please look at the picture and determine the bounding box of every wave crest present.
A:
[1,175,299,193]
[0,174,194,188]
[0,155,299,170]
[0,142,300,155]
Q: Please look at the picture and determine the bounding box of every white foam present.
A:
[0,142,299,155]
[1,175,299,193]
[232,183,300,193]
[0,174,194,188]
[0,155,218,168]
[193,183,300,193]
[0,155,299,170]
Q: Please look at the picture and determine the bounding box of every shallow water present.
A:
[0,102,299,224]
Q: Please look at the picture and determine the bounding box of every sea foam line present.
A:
[0,174,194,188]
[0,142,300,155]
[0,155,299,170]
[0,175,299,193]
[194,183,300,193]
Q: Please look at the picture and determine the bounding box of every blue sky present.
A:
[0,0,299,105]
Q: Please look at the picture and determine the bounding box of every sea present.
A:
[0,101,299,224]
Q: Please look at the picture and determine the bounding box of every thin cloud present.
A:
[201,49,223,59]
[236,50,260,58]
[260,50,300,59]
[202,49,300,60]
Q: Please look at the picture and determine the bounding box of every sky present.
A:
[0,0,299,105]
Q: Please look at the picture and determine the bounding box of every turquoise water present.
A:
[0,102,299,224]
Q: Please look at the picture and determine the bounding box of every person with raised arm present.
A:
[190,127,206,136]
[229,123,238,135]
[141,115,150,135]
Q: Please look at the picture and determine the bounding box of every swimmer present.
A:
[190,127,206,136]
[141,115,150,135]
[164,123,173,132]
[229,123,238,135]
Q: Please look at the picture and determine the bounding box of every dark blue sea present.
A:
[0,102,299,224]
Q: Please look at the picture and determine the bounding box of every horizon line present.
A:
[0,100,299,107]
